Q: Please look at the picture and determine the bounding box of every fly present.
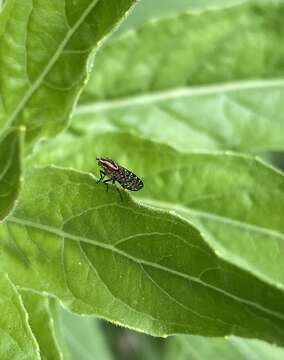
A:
[96,157,144,199]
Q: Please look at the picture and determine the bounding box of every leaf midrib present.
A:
[8,215,284,324]
[139,196,284,293]
[76,78,284,113]
[139,197,284,242]
[1,0,100,134]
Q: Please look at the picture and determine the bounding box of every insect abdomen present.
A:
[116,167,143,191]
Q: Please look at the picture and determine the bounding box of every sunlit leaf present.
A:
[0,0,136,143]
[60,308,112,360]
[1,167,284,346]
[28,131,284,290]
[21,292,69,360]
[0,274,40,359]
[166,335,284,360]
[76,1,284,152]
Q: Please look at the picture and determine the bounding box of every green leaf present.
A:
[60,308,113,360]
[0,0,136,143]
[28,132,284,291]
[48,299,72,360]
[166,335,284,360]
[1,167,284,345]
[119,0,245,32]
[0,128,22,222]
[0,274,40,359]
[60,311,162,360]
[75,1,284,152]
[21,291,69,360]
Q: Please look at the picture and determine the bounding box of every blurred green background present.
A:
[58,0,284,359]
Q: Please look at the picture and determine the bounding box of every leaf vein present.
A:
[2,0,100,133]
[8,215,284,323]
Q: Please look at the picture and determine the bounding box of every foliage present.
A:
[1,0,284,358]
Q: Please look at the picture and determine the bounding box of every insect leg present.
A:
[102,178,113,192]
[113,180,123,201]
[97,170,105,184]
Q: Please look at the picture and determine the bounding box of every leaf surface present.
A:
[1,167,284,345]
[28,132,284,291]
[119,0,246,31]
[166,335,284,360]
[0,274,40,359]
[0,0,136,143]
[60,308,113,360]
[75,1,284,152]
[0,128,22,221]
[21,292,69,360]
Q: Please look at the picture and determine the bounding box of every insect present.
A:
[96,157,144,198]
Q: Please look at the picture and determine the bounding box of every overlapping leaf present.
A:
[62,313,284,360]
[0,128,22,221]
[119,0,247,31]
[166,335,284,360]
[75,1,284,152]
[1,167,284,345]
[2,0,284,355]
[0,274,40,359]
[21,292,69,360]
[60,308,112,360]
[0,0,139,356]
[28,132,284,291]
[0,0,136,143]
